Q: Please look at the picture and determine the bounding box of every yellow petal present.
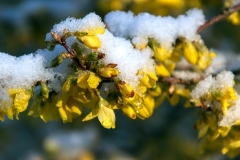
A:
[87,73,101,89]
[77,74,89,89]
[67,97,82,119]
[28,97,41,117]
[7,107,14,120]
[218,126,231,137]
[197,121,209,139]
[58,105,72,123]
[155,64,170,77]
[84,27,105,35]
[98,106,116,129]
[82,108,99,121]
[148,85,162,97]
[168,93,179,106]
[13,91,32,112]
[0,111,4,121]
[122,106,136,119]
[56,92,71,108]
[175,88,190,98]
[62,77,73,92]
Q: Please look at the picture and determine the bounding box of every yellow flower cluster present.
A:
[150,39,216,79]
[193,83,240,157]
[0,88,32,121]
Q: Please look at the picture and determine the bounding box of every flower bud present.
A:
[153,46,171,62]
[136,106,150,119]
[118,82,135,98]
[155,64,170,77]
[98,67,120,78]
[41,82,49,100]
[183,41,198,65]
[50,55,63,68]
[77,35,101,49]
[122,106,136,119]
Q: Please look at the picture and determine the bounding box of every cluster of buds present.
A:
[191,71,240,157]
[22,23,162,129]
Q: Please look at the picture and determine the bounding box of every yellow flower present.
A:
[212,87,237,115]
[57,96,82,123]
[82,97,116,129]
[8,88,32,119]
[77,72,101,89]
[139,71,158,88]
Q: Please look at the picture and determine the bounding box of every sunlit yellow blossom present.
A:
[57,96,82,123]
[212,87,237,115]
[87,73,101,89]
[183,41,198,65]
[8,88,32,119]
[77,72,101,89]
[139,71,158,88]
[83,97,116,129]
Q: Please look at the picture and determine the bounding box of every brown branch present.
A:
[159,75,204,85]
[197,3,240,33]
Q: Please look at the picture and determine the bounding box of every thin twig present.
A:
[197,3,240,33]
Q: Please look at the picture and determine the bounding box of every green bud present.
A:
[50,55,63,68]
[41,82,49,100]
[46,41,57,51]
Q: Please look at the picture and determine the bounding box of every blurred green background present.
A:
[0,0,239,160]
